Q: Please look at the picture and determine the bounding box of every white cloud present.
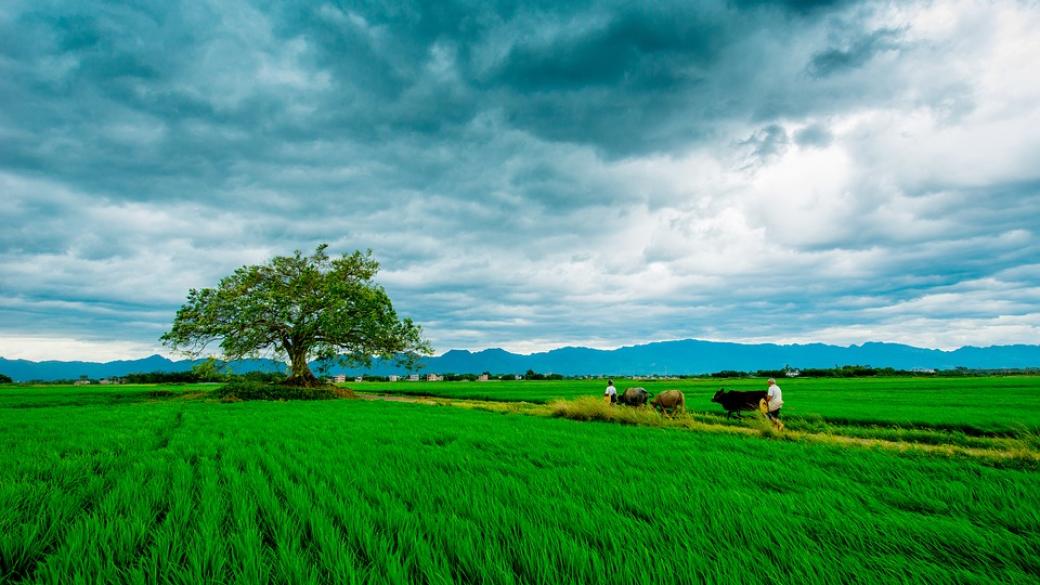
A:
[764,313,1040,351]
[0,336,167,362]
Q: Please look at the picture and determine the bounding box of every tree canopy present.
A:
[161,245,431,386]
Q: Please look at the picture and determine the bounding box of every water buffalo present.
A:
[711,389,767,419]
[651,390,685,416]
[617,387,649,406]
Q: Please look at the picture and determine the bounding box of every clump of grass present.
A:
[452,400,548,416]
[215,381,341,401]
[750,416,777,438]
[550,396,667,426]
[332,387,357,399]
[756,422,796,441]
[1024,431,1040,451]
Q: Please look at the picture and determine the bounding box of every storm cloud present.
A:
[1,0,1038,360]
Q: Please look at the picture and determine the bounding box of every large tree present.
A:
[161,245,431,386]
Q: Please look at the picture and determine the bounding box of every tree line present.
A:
[710,365,1040,378]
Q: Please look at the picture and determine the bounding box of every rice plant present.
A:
[1,384,1038,583]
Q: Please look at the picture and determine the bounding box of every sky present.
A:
[1,0,1039,362]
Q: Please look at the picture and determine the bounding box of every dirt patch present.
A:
[357,392,438,404]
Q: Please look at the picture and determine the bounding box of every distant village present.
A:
[64,371,689,385]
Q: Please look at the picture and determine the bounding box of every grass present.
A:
[352,376,1040,435]
[541,396,1040,466]
[0,381,1038,583]
[0,383,220,408]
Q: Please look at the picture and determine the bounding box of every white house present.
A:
[354,376,363,383]
[388,375,399,382]
[333,375,346,384]
[408,374,419,382]
[427,374,443,382]
[478,374,489,381]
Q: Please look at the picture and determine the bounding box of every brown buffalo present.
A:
[651,390,685,416]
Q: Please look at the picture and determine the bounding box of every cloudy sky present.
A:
[2,0,1039,361]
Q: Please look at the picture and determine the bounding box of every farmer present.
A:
[604,379,617,405]
[765,378,784,430]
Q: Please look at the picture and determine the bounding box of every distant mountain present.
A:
[2,339,1039,381]
[341,340,1040,377]
[0,355,286,382]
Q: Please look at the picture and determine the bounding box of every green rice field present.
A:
[354,376,1040,434]
[1,379,1038,584]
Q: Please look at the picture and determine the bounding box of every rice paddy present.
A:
[1,379,1038,584]
[356,376,1040,434]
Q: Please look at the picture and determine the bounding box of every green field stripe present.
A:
[252,447,329,584]
[135,456,195,583]
[233,448,321,584]
[152,405,231,583]
[0,464,110,582]
[0,407,181,583]
[28,458,170,584]
[220,450,272,584]
[184,448,231,582]
[261,445,367,584]
[123,414,230,585]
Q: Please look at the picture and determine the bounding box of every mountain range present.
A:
[2,339,1039,381]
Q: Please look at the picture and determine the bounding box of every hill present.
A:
[2,339,1038,381]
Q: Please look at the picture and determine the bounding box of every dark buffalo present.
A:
[651,390,685,416]
[617,387,649,406]
[711,389,767,419]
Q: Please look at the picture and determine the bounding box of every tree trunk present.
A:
[285,345,319,387]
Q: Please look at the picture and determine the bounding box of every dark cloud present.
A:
[1,0,1039,359]
[736,124,790,169]
[794,123,833,148]
[808,27,903,77]
[0,0,877,190]
[730,0,858,14]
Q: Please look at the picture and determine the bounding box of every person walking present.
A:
[604,379,617,405]
[765,378,784,430]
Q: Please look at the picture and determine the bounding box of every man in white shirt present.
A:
[765,378,784,430]
[604,379,617,404]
